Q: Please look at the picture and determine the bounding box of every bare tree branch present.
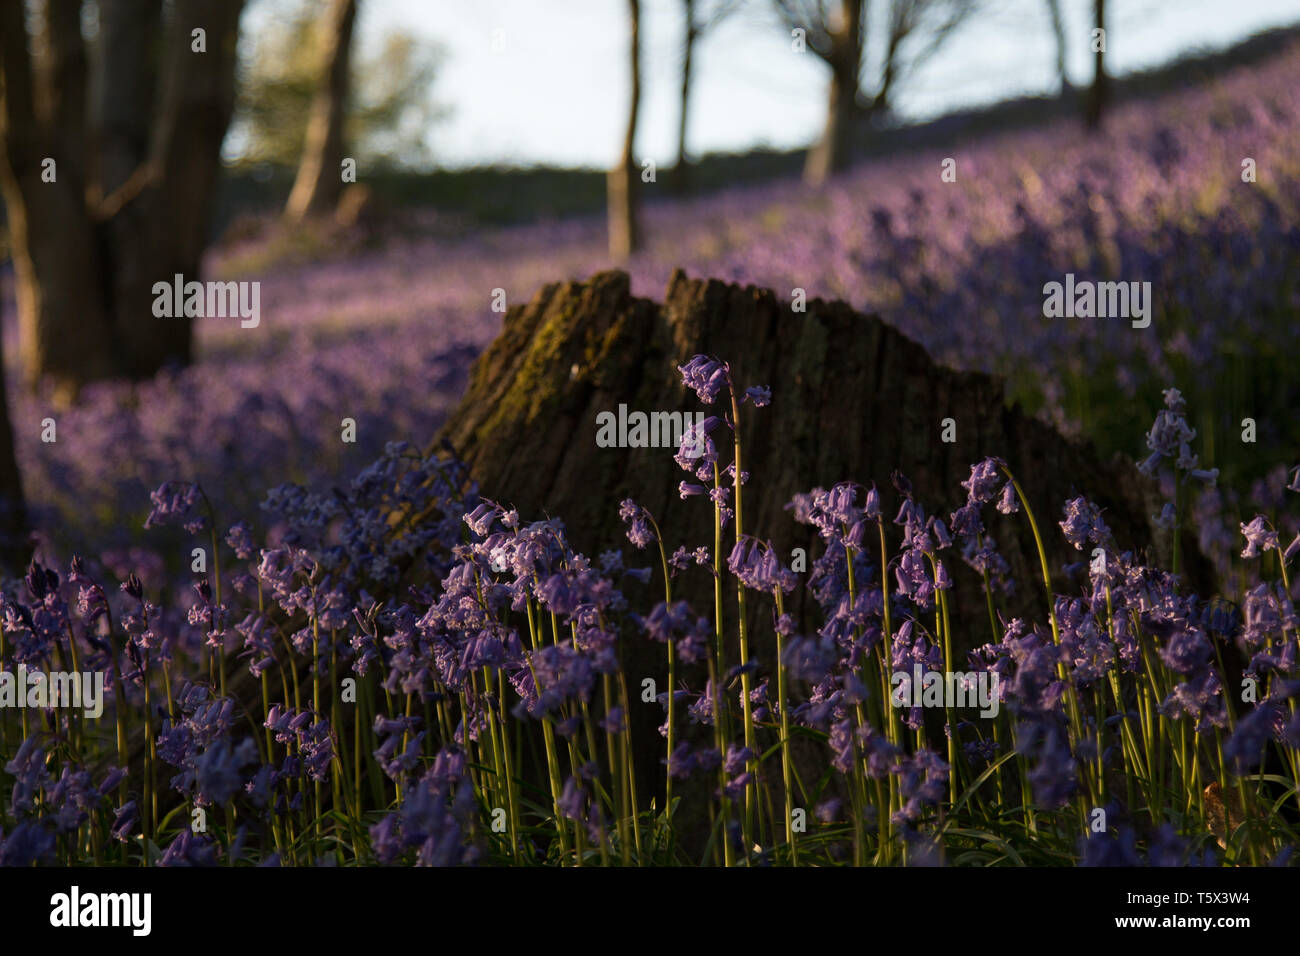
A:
[771,0,839,62]
[875,0,977,113]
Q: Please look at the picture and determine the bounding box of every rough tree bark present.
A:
[607,0,642,261]
[285,0,359,224]
[0,0,244,393]
[802,0,863,187]
[437,270,1210,833]
[0,0,116,390]
[442,269,1206,639]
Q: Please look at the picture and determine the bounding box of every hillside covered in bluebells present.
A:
[0,23,1298,870]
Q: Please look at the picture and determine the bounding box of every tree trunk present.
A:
[0,317,28,573]
[90,0,162,199]
[285,0,359,224]
[803,0,863,187]
[437,270,1212,846]
[608,0,641,261]
[672,0,696,195]
[0,0,115,394]
[37,0,91,191]
[804,60,858,187]
[0,0,245,390]
[123,0,245,377]
[1045,0,1071,95]
[1085,0,1107,129]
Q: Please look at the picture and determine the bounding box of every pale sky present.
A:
[250,0,1300,169]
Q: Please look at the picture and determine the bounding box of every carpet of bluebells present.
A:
[2,41,1297,569]
[1,43,1299,865]
[0,355,1297,866]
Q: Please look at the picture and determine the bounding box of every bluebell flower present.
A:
[158,829,218,866]
[110,801,138,843]
[195,738,259,805]
[1240,515,1279,559]
[0,821,56,866]
[678,355,729,405]
[144,480,204,532]
[961,458,1004,505]
[619,499,656,550]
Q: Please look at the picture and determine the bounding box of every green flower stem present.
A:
[645,514,677,836]
[774,587,797,865]
[709,461,735,866]
[877,517,901,823]
[142,657,155,851]
[707,654,734,867]
[936,579,959,806]
[311,609,323,843]
[844,536,886,852]
[617,670,643,861]
[727,387,757,851]
[522,594,570,858]
[602,672,629,862]
[497,670,522,863]
[1000,465,1091,808]
[710,464,731,740]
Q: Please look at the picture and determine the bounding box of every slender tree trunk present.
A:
[673,0,696,194]
[1044,0,1071,95]
[803,0,863,187]
[1085,0,1107,129]
[285,0,359,224]
[608,0,642,260]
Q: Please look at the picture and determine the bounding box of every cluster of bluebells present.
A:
[0,442,480,866]
[0,355,1297,868]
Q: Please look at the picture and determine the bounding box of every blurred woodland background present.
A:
[0,0,1298,572]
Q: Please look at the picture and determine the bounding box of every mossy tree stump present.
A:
[438,269,1208,847]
